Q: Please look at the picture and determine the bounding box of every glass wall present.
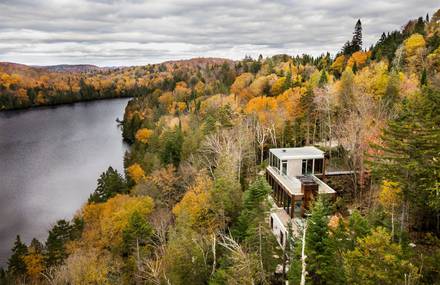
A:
[314,158,323,174]
[269,152,281,172]
[282,160,287,175]
[301,158,324,175]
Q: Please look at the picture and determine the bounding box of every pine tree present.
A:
[234,176,272,240]
[318,70,328,87]
[370,87,440,233]
[89,166,128,203]
[421,68,427,86]
[414,17,425,35]
[305,198,343,284]
[352,19,362,52]
[45,219,81,266]
[7,235,28,276]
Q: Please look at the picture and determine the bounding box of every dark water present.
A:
[0,98,129,266]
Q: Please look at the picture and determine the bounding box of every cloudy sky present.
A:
[0,0,438,66]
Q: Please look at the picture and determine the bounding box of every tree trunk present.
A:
[391,204,395,240]
[300,221,308,285]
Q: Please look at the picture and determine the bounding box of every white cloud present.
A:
[0,0,438,66]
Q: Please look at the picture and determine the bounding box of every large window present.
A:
[314,159,324,174]
[281,160,287,175]
[269,153,280,173]
[302,159,320,175]
[302,159,313,174]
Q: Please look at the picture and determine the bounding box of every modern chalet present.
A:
[266,146,336,247]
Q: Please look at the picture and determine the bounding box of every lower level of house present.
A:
[266,167,336,247]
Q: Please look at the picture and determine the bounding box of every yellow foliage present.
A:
[249,76,268,97]
[174,81,191,102]
[244,96,277,124]
[200,94,237,115]
[172,175,214,229]
[194,81,206,97]
[23,249,44,280]
[270,77,286,96]
[331,55,347,74]
[54,248,119,284]
[231,73,253,95]
[238,87,255,104]
[35,91,46,105]
[158,91,173,108]
[379,181,402,211]
[354,61,389,100]
[80,194,154,249]
[135,128,153,144]
[427,46,440,72]
[276,87,304,120]
[127,163,145,184]
[404,33,426,57]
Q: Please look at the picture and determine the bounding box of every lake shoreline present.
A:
[0,98,130,266]
[0,95,133,113]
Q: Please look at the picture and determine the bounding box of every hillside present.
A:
[2,8,440,285]
[0,57,235,110]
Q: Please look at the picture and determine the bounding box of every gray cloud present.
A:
[0,0,438,66]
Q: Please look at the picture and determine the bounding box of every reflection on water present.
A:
[0,98,129,266]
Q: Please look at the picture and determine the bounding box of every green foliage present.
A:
[343,227,419,285]
[160,127,184,167]
[318,70,328,87]
[7,235,28,277]
[305,198,344,284]
[234,176,271,240]
[233,177,279,277]
[371,31,404,62]
[89,166,128,203]
[122,211,153,255]
[45,219,83,267]
[370,87,440,232]
[165,227,212,285]
[342,19,362,55]
[210,156,242,227]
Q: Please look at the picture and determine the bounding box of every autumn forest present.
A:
[1,8,440,285]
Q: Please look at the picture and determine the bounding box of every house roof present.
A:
[270,146,324,160]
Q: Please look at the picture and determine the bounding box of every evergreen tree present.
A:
[89,166,128,203]
[305,198,343,284]
[342,20,362,55]
[7,235,27,277]
[160,127,184,167]
[283,70,292,91]
[318,70,328,87]
[370,88,440,233]
[211,155,242,227]
[421,68,427,86]
[414,17,425,35]
[45,219,82,266]
[234,176,272,240]
[122,211,153,255]
[352,19,363,51]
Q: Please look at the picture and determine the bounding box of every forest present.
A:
[1,9,440,285]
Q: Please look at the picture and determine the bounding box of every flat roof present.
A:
[270,146,324,160]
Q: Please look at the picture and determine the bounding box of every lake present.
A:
[0,98,130,266]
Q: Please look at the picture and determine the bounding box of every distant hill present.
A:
[160,57,235,68]
[36,64,103,73]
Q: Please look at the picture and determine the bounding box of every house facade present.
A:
[265,146,336,247]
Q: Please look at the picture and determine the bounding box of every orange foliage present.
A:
[135,128,154,144]
[347,51,371,68]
